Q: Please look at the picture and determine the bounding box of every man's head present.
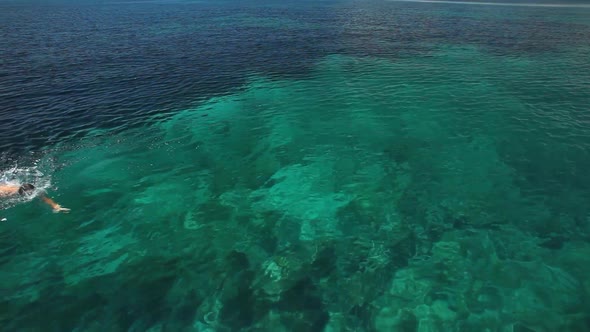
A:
[18,183,35,196]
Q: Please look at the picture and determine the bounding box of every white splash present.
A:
[0,161,53,209]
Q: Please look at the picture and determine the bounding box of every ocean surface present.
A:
[1,0,590,330]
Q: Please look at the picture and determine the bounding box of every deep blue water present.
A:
[2,0,589,157]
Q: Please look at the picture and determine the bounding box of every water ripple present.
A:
[2,1,590,158]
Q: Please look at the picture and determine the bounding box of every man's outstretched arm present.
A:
[40,194,70,213]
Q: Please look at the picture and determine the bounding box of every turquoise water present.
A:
[2,1,590,331]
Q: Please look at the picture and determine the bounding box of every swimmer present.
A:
[0,183,70,213]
